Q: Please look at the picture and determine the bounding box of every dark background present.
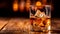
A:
[0,0,29,18]
[52,0,60,18]
[0,0,60,18]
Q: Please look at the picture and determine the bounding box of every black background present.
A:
[52,0,60,18]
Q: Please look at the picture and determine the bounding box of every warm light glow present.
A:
[47,19,50,26]
[47,19,51,30]
[26,2,30,11]
[48,25,51,30]
[42,0,47,5]
[19,1,25,12]
[31,5,35,10]
[13,1,18,12]
[48,31,51,34]
[47,19,51,31]
[36,1,42,7]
